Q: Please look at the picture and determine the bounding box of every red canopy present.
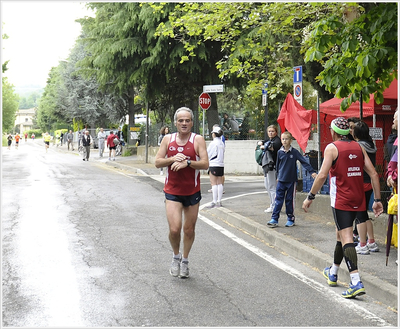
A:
[319,78,398,118]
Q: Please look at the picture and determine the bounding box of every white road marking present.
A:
[198,205,391,327]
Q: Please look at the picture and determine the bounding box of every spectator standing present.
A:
[154,107,209,279]
[81,130,93,161]
[97,128,107,157]
[206,126,225,208]
[116,127,124,155]
[60,132,64,146]
[7,133,13,150]
[107,130,118,161]
[302,117,383,298]
[239,111,250,140]
[385,127,397,163]
[260,125,282,213]
[267,131,317,227]
[385,109,398,266]
[386,109,398,190]
[222,113,231,132]
[230,115,240,139]
[158,126,170,175]
[67,130,74,151]
[353,121,379,254]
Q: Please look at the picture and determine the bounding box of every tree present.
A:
[156,2,340,129]
[60,37,129,128]
[303,3,397,111]
[36,66,67,132]
[2,27,18,132]
[78,2,223,132]
[2,77,19,132]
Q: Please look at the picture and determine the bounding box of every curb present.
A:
[202,206,398,309]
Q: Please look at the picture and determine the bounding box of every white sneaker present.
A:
[179,260,189,278]
[170,257,181,277]
[264,206,273,213]
[355,243,370,255]
[367,242,379,252]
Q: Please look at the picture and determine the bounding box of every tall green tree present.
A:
[36,66,70,132]
[2,77,19,132]
[156,2,343,128]
[303,2,397,111]
[78,2,223,132]
[2,27,19,132]
[60,37,129,128]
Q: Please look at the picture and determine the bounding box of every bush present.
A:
[26,129,42,139]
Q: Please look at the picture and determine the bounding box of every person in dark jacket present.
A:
[81,130,93,161]
[352,121,379,254]
[259,125,282,213]
[267,131,317,227]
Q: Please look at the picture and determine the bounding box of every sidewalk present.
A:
[63,148,399,309]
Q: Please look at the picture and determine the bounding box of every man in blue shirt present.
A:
[267,131,317,227]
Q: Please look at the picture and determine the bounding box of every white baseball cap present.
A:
[211,126,221,134]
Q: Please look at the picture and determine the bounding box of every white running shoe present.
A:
[179,261,189,278]
[264,206,273,213]
[367,242,379,252]
[355,243,370,255]
[170,257,181,277]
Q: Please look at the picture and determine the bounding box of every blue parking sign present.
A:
[293,66,302,83]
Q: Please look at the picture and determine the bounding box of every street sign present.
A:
[199,92,211,110]
[203,84,224,93]
[262,94,267,106]
[293,66,303,105]
[369,127,383,140]
[293,66,303,83]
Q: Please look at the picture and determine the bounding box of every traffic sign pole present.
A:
[262,82,268,140]
[199,92,211,137]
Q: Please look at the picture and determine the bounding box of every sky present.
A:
[1,1,94,89]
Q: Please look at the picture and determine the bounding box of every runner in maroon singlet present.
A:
[302,117,383,298]
[155,107,209,278]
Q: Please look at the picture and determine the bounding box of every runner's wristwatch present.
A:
[187,160,191,167]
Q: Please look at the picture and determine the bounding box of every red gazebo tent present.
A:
[315,78,398,171]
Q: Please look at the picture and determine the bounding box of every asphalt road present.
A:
[2,141,398,327]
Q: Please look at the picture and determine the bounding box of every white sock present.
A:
[173,252,181,259]
[212,185,218,203]
[217,184,223,202]
[182,257,189,263]
[330,264,339,276]
[350,272,361,286]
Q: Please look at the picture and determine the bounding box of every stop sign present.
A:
[199,92,211,110]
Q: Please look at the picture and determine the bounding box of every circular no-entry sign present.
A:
[199,92,211,110]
